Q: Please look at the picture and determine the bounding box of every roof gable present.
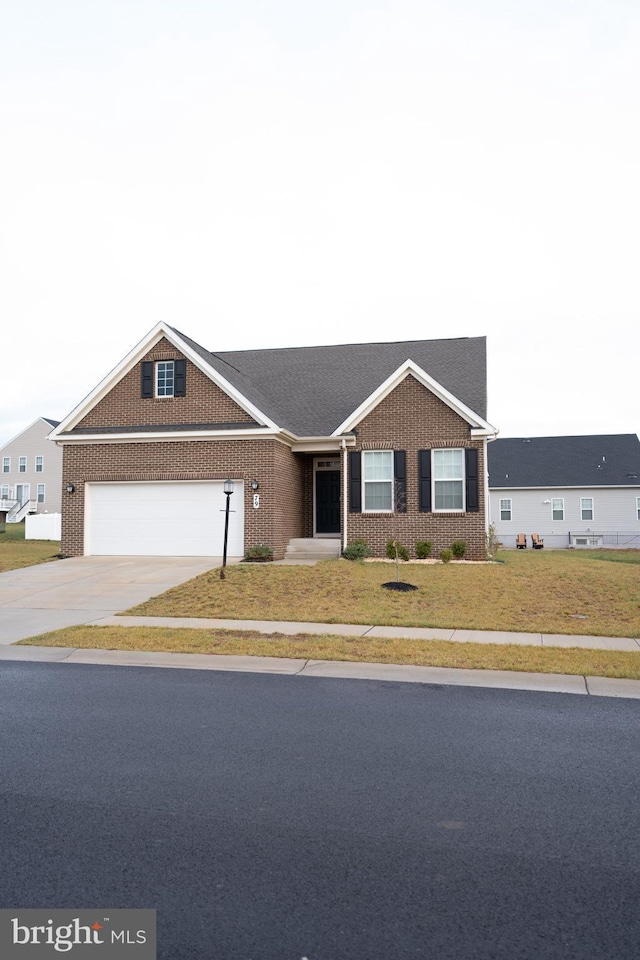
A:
[488,434,640,488]
[51,323,279,439]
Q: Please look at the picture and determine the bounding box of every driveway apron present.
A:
[0,557,226,644]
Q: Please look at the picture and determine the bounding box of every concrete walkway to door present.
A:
[0,556,232,644]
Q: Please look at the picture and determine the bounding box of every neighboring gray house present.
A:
[0,418,62,522]
[488,434,640,549]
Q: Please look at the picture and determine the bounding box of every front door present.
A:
[315,469,341,534]
[16,484,30,505]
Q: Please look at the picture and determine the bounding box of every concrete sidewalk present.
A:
[92,614,640,652]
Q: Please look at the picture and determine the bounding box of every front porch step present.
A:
[284,538,341,561]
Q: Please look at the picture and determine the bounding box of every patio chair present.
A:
[531,533,544,549]
[516,533,527,549]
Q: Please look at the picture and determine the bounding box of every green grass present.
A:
[0,521,61,572]
[581,549,640,565]
[125,550,640,638]
[19,624,640,680]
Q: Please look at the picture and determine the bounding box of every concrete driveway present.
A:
[0,556,230,644]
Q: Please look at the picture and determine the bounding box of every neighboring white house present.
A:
[0,418,62,522]
[488,434,640,549]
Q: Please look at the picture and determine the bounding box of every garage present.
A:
[85,481,244,557]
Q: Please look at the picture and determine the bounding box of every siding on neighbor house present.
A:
[61,438,305,559]
[0,420,62,514]
[490,487,640,549]
[75,339,255,430]
[346,375,487,560]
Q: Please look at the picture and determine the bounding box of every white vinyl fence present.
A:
[25,513,62,541]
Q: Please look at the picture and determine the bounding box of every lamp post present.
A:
[220,479,234,580]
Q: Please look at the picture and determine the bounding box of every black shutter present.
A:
[174,359,186,397]
[349,451,361,513]
[394,450,407,512]
[141,361,153,398]
[418,450,431,512]
[465,448,479,512]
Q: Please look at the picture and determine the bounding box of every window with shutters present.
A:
[362,451,393,512]
[142,359,186,398]
[433,449,464,511]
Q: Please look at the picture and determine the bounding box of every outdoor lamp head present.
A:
[223,479,234,495]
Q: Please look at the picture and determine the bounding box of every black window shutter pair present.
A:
[348,450,407,514]
[418,448,479,513]
[141,359,186,398]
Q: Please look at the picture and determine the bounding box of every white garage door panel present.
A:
[86,482,244,557]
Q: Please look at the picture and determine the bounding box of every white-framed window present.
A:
[37,483,45,503]
[1,484,9,498]
[35,455,44,473]
[18,456,27,473]
[580,497,594,521]
[362,450,393,512]
[156,360,175,397]
[433,449,464,511]
[499,498,512,521]
[552,498,564,521]
[2,457,9,473]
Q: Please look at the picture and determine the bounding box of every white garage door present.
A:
[86,481,244,557]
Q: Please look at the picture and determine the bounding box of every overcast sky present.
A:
[1,0,638,448]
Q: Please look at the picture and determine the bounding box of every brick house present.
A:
[50,322,497,560]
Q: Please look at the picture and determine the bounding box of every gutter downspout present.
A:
[341,438,348,552]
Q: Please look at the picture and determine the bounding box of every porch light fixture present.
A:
[251,479,259,490]
[66,483,76,494]
[220,480,234,579]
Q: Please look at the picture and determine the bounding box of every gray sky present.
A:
[1,0,638,447]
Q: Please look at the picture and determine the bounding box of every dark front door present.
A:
[315,470,341,534]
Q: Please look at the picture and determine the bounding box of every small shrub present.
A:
[451,540,467,559]
[342,539,371,561]
[486,523,499,559]
[415,540,433,559]
[440,548,453,564]
[244,543,274,562]
[386,538,409,562]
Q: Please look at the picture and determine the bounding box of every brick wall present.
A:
[61,438,303,559]
[77,339,254,429]
[347,375,487,560]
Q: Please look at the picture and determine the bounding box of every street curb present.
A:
[2,645,640,699]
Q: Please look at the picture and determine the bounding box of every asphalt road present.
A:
[1,663,639,960]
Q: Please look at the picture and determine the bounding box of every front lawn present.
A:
[0,522,60,572]
[126,550,640,638]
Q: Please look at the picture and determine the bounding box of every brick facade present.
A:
[61,438,305,559]
[346,376,487,560]
[60,364,488,561]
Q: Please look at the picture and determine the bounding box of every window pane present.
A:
[364,481,393,511]
[19,457,26,473]
[433,449,463,480]
[35,456,44,472]
[434,480,463,511]
[37,484,45,503]
[581,498,593,521]
[363,451,393,480]
[2,458,9,473]
[156,361,175,397]
[552,498,564,521]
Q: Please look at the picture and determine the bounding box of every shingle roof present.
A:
[42,418,60,428]
[488,434,640,488]
[172,329,488,436]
